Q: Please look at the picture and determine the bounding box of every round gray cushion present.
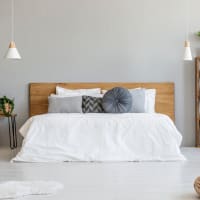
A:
[102,87,132,113]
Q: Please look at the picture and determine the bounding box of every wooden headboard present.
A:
[29,82,175,121]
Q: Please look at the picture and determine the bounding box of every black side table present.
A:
[0,114,17,149]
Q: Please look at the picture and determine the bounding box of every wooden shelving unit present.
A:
[195,57,200,147]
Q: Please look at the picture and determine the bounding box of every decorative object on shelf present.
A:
[194,177,200,195]
[0,96,14,117]
[5,0,21,59]
[183,0,192,61]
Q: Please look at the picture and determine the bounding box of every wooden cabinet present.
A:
[195,57,200,147]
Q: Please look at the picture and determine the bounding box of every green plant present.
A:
[0,96,14,116]
[197,32,200,37]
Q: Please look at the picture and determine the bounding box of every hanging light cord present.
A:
[185,0,190,40]
[11,0,14,41]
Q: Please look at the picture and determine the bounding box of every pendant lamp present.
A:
[183,0,192,61]
[5,0,21,59]
[184,41,192,61]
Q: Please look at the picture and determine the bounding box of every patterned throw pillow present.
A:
[82,96,104,113]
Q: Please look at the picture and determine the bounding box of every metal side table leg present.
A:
[8,117,13,149]
[12,115,17,148]
[8,115,17,149]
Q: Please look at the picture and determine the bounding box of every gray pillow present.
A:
[129,89,146,113]
[102,87,132,113]
[48,96,82,113]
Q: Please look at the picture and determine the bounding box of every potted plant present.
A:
[0,96,14,116]
[197,32,200,37]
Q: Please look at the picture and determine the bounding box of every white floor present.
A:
[0,148,200,200]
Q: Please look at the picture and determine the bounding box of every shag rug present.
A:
[0,181,63,199]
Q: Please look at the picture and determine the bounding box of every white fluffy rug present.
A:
[0,181,63,199]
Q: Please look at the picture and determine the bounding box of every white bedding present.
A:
[13,113,185,162]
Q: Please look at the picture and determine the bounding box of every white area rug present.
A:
[0,181,63,199]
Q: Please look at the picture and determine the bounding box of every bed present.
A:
[12,82,185,162]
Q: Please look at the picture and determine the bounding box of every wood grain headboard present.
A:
[29,82,175,121]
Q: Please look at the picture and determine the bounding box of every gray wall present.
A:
[0,0,200,146]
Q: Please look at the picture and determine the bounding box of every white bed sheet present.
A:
[13,113,185,162]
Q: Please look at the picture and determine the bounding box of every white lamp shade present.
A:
[184,41,192,61]
[6,41,21,59]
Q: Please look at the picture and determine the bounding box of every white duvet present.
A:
[13,113,185,162]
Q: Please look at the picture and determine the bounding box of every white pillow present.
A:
[56,86,101,96]
[101,90,107,94]
[102,88,141,94]
[145,89,156,113]
[51,93,104,98]
[51,93,81,97]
